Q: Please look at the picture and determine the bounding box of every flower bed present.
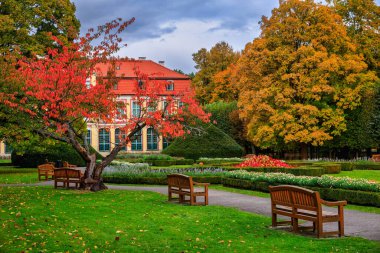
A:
[235,155,293,168]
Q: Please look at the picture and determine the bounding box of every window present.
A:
[162,100,169,115]
[116,65,120,70]
[166,81,174,91]
[86,129,91,145]
[99,129,110,152]
[163,137,171,149]
[113,82,118,90]
[4,142,12,154]
[115,128,126,151]
[138,79,145,89]
[132,101,141,117]
[147,127,158,150]
[131,130,142,151]
[116,107,126,119]
[177,100,184,108]
[147,100,157,112]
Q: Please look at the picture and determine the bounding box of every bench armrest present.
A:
[321,199,347,206]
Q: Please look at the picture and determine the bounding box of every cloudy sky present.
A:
[71,0,378,74]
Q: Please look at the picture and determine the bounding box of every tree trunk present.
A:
[300,143,308,160]
[81,153,108,191]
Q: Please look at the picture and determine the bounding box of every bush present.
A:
[224,166,325,177]
[354,164,380,170]
[175,159,194,165]
[103,175,222,185]
[197,157,244,165]
[162,124,244,160]
[312,163,341,174]
[339,162,354,171]
[153,160,177,167]
[225,171,380,192]
[12,142,103,168]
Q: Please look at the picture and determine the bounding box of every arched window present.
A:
[131,130,142,151]
[147,127,158,150]
[115,128,127,151]
[99,129,110,152]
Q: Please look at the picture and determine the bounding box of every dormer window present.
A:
[166,81,174,91]
[138,79,145,89]
[113,82,118,90]
[116,65,120,70]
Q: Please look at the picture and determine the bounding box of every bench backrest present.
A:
[38,164,54,171]
[65,168,81,178]
[54,168,67,178]
[167,174,193,189]
[54,168,81,179]
[269,185,320,212]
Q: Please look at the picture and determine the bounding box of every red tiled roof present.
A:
[95,59,189,79]
[95,59,192,95]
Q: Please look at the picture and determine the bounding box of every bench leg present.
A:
[338,206,344,237]
[292,218,299,233]
[272,213,277,227]
[317,220,323,238]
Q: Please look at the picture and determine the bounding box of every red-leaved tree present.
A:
[4,18,209,191]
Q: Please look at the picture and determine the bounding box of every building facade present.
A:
[0,58,192,157]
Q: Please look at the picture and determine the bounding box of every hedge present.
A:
[162,123,244,160]
[12,143,103,168]
[353,164,380,170]
[221,178,380,207]
[223,166,325,177]
[103,175,223,185]
[312,163,341,174]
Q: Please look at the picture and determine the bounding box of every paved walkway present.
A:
[2,181,380,241]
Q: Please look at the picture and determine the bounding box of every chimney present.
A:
[138,57,146,60]
[158,60,165,65]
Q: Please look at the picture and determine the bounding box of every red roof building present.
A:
[87,59,192,155]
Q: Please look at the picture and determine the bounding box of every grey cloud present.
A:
[72,0,278,41]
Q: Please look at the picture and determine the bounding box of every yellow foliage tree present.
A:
[236,0,378,158]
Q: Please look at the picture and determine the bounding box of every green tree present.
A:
[192,41,239,104]
[235,0,378,159]
[0,0,80,56]
[204,101,251,152]
[327,0,380,75]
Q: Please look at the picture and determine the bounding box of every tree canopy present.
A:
[192,41,240,104]
[1,18,209,191]
[0,0,80,56]
[235,0,378,157]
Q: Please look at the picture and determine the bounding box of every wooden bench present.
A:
[37,163,55,181]
[269,185,347,238]
[167,174,209,205]
[371,154,380,162]
[54,168,83,189]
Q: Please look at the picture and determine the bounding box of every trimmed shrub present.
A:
[197,157,244,165]
[339,162,354,171]
[224,166,325,177]
[312,163,341,174]
[153,160,177,167]
[175,159,194,165]
[354,164,380,170]
[162,124,244,160]
[12,143,103,168]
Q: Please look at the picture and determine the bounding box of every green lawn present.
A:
[331,170,380,182]
[0,167,38,184]
[0,187,379,253]
[0,159,11,163]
